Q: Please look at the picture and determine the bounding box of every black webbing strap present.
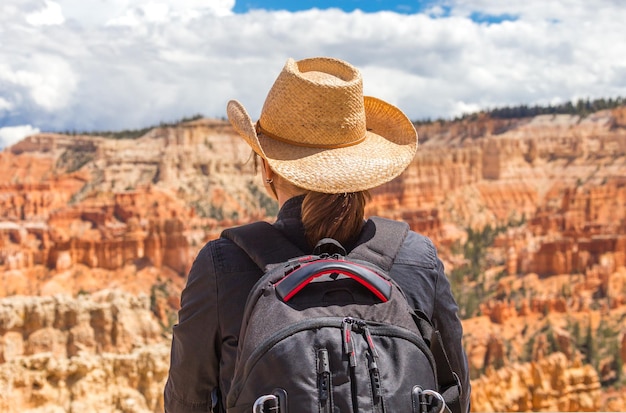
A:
[414,310,462,413]
[432,330,462,413]
[220,221,304,270]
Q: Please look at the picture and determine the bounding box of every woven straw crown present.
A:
[227,57,418,194]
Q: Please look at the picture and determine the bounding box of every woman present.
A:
[164,56,470,413]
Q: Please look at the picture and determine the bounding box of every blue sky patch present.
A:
[233,0,433,14]
[469,12,519,24]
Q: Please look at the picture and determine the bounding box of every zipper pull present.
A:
[318,349,331,403]
[363,324,382,400]
[342,318,357,367]
[362,324,379,359]
[369,358,382,400]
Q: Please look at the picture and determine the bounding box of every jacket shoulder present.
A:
[394,230,438,269]
[198,236,260,274]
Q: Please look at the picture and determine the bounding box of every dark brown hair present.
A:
[301,191,370,248]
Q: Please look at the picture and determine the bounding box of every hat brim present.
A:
[227,97,417,193]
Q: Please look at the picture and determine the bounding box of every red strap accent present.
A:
[278,262,390,302]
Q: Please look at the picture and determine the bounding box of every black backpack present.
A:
[221,217,461,413]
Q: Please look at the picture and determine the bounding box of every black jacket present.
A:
[164,196,471,412]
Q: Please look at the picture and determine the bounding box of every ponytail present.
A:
[301,191,370,248]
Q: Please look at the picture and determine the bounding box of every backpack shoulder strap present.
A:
[220,222,304,270]
[221,216,409,271]
[348,216,409,271]
[353,218,463,413]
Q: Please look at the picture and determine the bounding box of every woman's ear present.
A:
[260,157,279,201]
[261,157,274,181]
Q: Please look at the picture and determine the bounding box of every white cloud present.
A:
[0,97,13,111]
[55,0,234,27]
[26,0,65,26]
[1,56,77,112]
[106,2,171,26]
[0,0,625,134]
[0,125,40,148]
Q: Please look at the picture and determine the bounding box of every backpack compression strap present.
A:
[414,310,463,413]
[220,221,304,270]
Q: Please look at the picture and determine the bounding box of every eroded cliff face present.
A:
[0,290,169,413]
[471,352,603,412]
[1,109,625,412]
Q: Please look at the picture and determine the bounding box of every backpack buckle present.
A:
[253,395,278,413]
[412,386,447,413]
[253,389,287,413]
[421,389,446,413]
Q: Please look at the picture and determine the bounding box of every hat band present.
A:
[256,121,366,149]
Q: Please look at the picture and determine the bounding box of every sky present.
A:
[1,0,625,148]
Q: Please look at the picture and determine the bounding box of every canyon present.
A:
[0,108,625,412]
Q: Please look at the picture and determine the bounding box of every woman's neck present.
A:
[273,178,308,208]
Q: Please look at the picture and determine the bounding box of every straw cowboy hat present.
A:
[227,57,418,194]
